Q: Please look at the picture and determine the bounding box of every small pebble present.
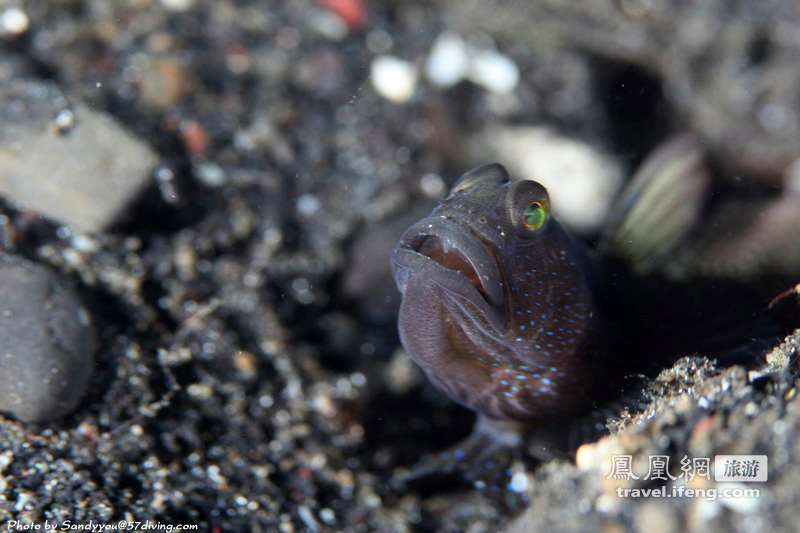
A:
[53,109,76,134]
[195,162,227,188]
[308,10,348,41]
[296,194,321,216]
[419,173,446,198]
[139,58,189,109]
[425,33,469,88]
[370,55,418,103]
[0,254,95,423]
[0,7,29,36]
[160,0,194,12]
[319,508,335,525]
[508,471,529,493]
[366,29,393,54]
[468,49,520,94]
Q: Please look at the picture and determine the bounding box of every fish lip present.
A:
[392,216,507,332]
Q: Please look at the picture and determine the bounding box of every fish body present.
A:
[392,164,619,423]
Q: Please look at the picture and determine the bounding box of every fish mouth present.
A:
[392,216,506,332]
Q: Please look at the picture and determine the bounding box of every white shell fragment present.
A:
[468,49,520,94]
[160,0,195,12]
[0,7,29,35]
[370,55,418,103]
[424,33,520,94]
[425,33,470,88]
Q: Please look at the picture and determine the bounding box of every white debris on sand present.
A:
[468,48,520,94]
[0,7,29,36]
[425,33,470,88]
[425,32,519,94]
[370,55,418,103]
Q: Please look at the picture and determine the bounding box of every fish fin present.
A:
[392,416,524,490]
[600,134,710,274]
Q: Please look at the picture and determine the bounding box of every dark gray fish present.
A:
[392,164,610,422]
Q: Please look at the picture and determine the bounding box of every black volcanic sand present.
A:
[0,1,799,532]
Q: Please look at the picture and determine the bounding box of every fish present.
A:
[390,139,799,479]
[391,163,613,422]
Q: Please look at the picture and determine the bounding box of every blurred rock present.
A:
[469,125,623,233]
[383,349,422,395]
[468,48,519,94]
[0,254,95,423]
[138,57,190,110]
[293,47,347,99]
[425,32,519,94]
[673,184,800,281]
[0,51,34,82]
[0,80,158,233]
[341,202,435,325]
[425,33,469,88]
[370,55,418,103]
[0,7,29,38]
[160,0,194,12]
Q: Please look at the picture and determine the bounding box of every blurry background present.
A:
[0,1,799,531]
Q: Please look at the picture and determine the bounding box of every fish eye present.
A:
[523,201,549,231]
[506,178,550,234]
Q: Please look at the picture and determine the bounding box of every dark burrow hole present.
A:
[361,385,475,473]
[591,58,671,168]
